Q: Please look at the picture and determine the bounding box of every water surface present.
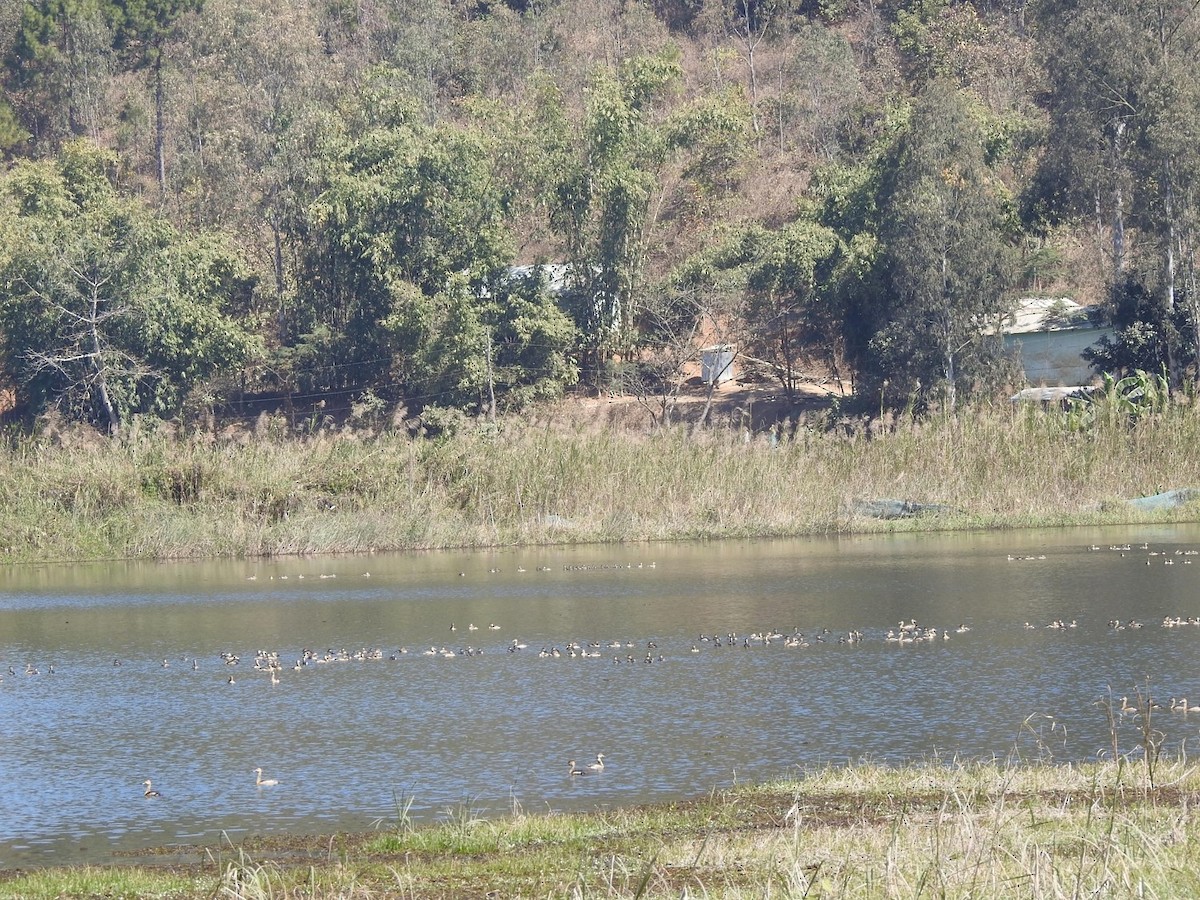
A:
[4,526,1200,866]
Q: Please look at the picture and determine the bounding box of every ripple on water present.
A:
[4,529,1200,864]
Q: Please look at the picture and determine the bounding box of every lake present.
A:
[4,525,1200,867]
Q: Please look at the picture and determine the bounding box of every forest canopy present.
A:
[3,0,1200,429]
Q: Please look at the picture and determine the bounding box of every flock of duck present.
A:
[1114,696,1200,715]
[6,592,1200,689]
[5,542,1199,807]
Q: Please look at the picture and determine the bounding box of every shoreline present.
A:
[5,755,1199,897]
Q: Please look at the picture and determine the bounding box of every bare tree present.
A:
[16,245,153,433]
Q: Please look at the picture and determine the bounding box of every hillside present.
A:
[0,0,1196,431]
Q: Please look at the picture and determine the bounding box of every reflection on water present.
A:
[4,526,1200,866]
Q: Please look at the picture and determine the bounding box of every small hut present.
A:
[1002,298,1111,386]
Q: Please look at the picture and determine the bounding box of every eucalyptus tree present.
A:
[0,141,260,432]
[866,79,1014,410]
[1032,0,1200,384]
[727,0,779,140]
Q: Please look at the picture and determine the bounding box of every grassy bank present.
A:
[2,398,1200,563]
[4,757,1200,898]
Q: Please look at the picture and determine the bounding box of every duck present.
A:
[143,779,162,798]
[587,753,606,771]
[254,767,279,786]
[568,759,588,776]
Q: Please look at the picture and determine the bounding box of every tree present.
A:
[619,285,707,429]
[169,0,343,326]
[4,0,114,148]
[773,24,863,161]
[0,98,30,155]
[867,79,1014,410]
[727,0,779,141]
[551,50,683,378]
[291,108,509,392]
[551,48,753,384]
[1031,0,1200,386]
[4,0,201,182]
[105,0,203,192]
[682,219,844,402]
[289,98,578,413]
[0,141,259,432]
[740,219,844,401]
[390,268,579,415]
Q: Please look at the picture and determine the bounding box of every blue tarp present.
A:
[851,499,955,519]
[1125,488,1200,511]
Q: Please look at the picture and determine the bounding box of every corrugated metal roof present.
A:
[1003,297,1096,334]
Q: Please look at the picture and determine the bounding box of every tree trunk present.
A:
[271,214,285,301]
[1162,157,1179,386]
[1109,120,1126,277]
[485,326,496,422]
[155,54,167,196]
[88,288,119,434]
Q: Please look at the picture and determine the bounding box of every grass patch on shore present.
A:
[1,398,1200,562]
[4,757,1200,898]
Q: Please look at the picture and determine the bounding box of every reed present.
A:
[1,398,1199,562]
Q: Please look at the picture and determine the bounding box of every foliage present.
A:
[0,97,30,154]
[4,0,200,178]
[1083,276,1198,380]
[680,218,844,400]
[289,103,578,414]
[1065,369,1170,431]
[1031,0,1200,387]
[855,80,1017,410]
[4,0,114,147]
[289,106,512,394]
[551,49,684,360]
[0,0,1187,424]
[0,141,259,431]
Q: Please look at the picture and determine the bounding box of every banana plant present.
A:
[1065,368,1169,431]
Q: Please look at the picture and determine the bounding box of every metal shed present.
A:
[700,345,737,384]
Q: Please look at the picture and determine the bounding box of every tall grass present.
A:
[2,398,1199,562]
